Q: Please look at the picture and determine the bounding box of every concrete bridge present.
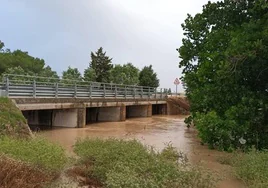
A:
[0,75,179,129]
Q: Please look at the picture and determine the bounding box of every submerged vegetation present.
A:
[73,138,214,188]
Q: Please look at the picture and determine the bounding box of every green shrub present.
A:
[0,136,68,171]
[74,138,215,188]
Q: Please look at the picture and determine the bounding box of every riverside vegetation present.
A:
[0,97,268,187]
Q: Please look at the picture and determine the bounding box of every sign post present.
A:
[173,78,180,96]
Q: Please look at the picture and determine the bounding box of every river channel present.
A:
[40,115,245,188]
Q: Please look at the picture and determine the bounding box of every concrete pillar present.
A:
[147,104,152,117]
[120,105,126,121]
[52,108,85,128]
[77,108,86,128]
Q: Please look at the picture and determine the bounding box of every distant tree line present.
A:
[0,42,159,87]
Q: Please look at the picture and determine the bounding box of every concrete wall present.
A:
[52,109,78,128]
[86,106,125,123]
[126,104,152,118]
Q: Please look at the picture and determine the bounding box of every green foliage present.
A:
[62,66,83,84]
[179,0,268,150]
[0,136,68,172]
[110,63,139,85]
[83,67,97,82]
[0,41,59,82]
[0,97,30,137]
[87,47,113,83]
[0,42,45,75]
[74,138,215,188]
[139,65,159,87]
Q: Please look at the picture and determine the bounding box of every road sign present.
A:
[174,78,180,85]
[174,78,180,96]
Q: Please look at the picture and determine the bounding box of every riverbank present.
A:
[0,111,267,187]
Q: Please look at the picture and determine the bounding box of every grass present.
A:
[0,136,68,172]
[73,138,215,188]
[229,150,268,188]
[0,97,30,137]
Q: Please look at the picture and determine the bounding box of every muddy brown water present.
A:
[40,115,245,188]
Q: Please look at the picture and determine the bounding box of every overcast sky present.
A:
[0,0,215,91]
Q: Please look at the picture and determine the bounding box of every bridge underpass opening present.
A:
[23,108,86,129]
[152,104,167,115]
[22,110,53,131]
[126,105,152,119]
[86,106,125,124]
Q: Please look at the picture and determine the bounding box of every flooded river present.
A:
[40,115,245,188]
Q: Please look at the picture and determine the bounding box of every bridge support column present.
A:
[147,104,152,117]
[120,105,126,121]
[77,108,86,128]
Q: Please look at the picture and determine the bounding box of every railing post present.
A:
[5,76,9,97]
[141,87,143,99]
[165,90,168,98]
[115,85,117,98]
[55,82,58,98]
[33,80,36,98]
[104,84,106,98]
[89,83,92,98]
[124,86,127,99]
[161,88,163,99]
[74,83,77,98]
[133,87,136,99]
[148,88,150,99]
[155,88,157,99]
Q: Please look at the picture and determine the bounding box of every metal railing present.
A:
[0,74,169,99]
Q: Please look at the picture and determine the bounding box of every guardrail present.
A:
[0,74,169,99]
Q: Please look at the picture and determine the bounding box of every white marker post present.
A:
[174,78,180,96]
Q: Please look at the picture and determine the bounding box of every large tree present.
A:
[139,65,159,87]
[0,40,58,81]
[85,47,113,83]
[111,63,139,85]
[0,42,45,75]
[179,0,268,150]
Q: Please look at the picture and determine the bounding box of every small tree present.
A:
[83,67,96,82]
[86,47,113,83]
[111,63,139,85]
[62,66,82,84]
[139,65,159,87]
